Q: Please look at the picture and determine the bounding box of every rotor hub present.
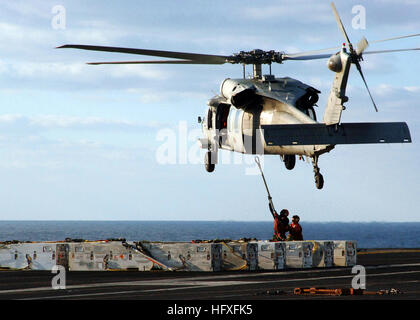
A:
[227,49,284,65]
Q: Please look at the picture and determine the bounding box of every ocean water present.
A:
[0,221,419,248]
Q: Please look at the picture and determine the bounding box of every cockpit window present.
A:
[207,109,213,128]
[215,104,230,130]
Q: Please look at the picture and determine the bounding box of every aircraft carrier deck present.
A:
[0,249,419,301]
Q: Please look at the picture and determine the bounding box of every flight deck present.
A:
[0,249,419,300]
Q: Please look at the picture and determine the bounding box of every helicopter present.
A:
[58,2,416,189]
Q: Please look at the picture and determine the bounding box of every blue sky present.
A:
[0,0,419,221]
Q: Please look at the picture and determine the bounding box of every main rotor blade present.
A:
[281,33,420,60]
[284,46,420,61]
[355,62,378,112]
[370,33,420,44]
[57,44,228,64]
[331,2,352,46]
[363,47,420,55]
[283,46,341,58]
[87,60,221,65]
[282,53,332,61]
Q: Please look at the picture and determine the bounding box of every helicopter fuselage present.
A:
[199,76,333,158]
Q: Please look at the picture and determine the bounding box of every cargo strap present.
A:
[177,254,193,271]
[221,242,248,271]
[310,240,319,254]
[127,242,173,271]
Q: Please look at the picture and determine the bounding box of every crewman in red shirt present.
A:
[269,199,290,241]
[288,215,303,241]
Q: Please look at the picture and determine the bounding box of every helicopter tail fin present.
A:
[261,122,411,146]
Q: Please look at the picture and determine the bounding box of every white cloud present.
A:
[0,22,51,46]
[371,83,420,100]
[373,83,397,96]
[14,62,84,77]
[126,88,209,104]
[241,2,332,24]
[105,64,169,80]
[0,114,24,123]
[0,59,168,82]
[29,115,134,128]
[374,0,420,6]
[0,20,129,54]
[0,1,51,19]
[0,114,166,131]
[403,86,420,93]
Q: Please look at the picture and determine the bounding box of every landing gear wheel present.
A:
[311,155,324,190]
[284,155,296,170]
[205,151,215,173]
[315,173,324,189]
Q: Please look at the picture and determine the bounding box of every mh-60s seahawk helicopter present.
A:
[59,3,416,189]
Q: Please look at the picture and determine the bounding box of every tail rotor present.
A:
[330,2,378,112]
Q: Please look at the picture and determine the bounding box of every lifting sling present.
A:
[255,156,276,218]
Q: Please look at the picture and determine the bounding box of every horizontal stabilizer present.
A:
[262,122,411,146]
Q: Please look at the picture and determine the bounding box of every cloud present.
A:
[0,59,169,86]
[241,2,332,24]
[0,137,152,170]
[372,83,399,97]
[125,88,209,104]
[0,114,158,170]
[372,83,420,101]
[403,86,420,93]
[0,1,51,19]
[0,114,165,131]
[0,20,134,57]
[0,61,84,77]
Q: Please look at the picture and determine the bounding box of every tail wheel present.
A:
[315,173,324,189]
[205,151,215,173]
[284,155,296,170]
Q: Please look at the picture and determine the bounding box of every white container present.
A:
[285,241,314,269]
[105,243,155,271]
[333,241,357,266]
[312,241,334,267]
[252,241,285,270]
[223,242,258,271]
[246,242,259,270]
[0,242,59,270]
[140,242,222,271]
[67,241,155,271]
[67,242,107,271]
